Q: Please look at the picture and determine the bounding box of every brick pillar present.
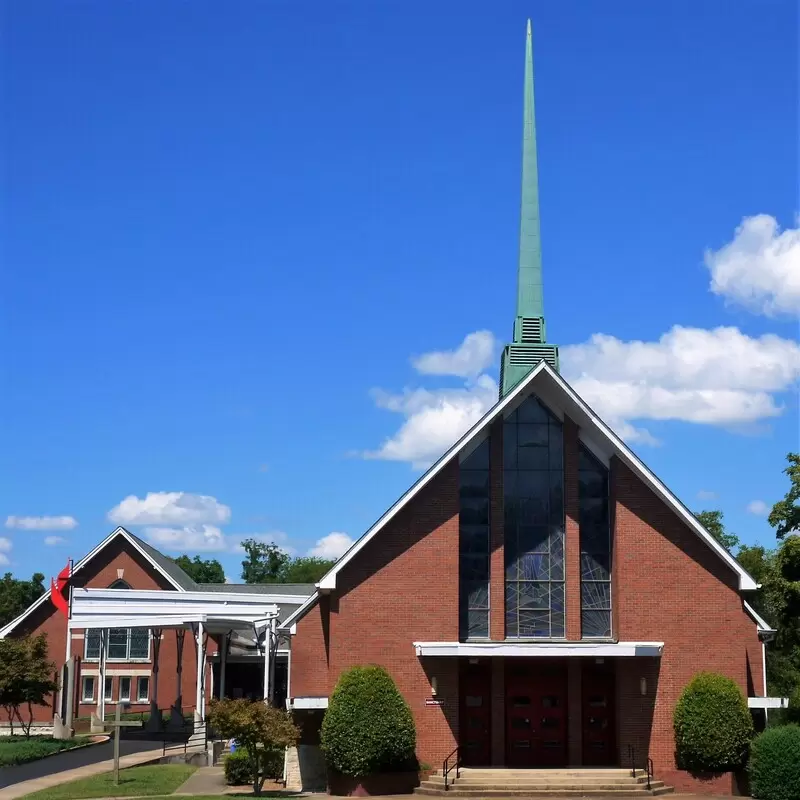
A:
[491,658,505,765]
[564,417,581,641]
[567,659,583,765]
[489,420,505,640]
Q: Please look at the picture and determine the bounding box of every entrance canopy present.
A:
[413,641,664,657]
[69,587,280,634]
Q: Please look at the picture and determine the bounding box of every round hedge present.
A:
[321,665,416,777]
[748,724,800,800]
[673,672,754,772]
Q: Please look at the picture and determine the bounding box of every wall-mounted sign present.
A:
[425,697,444,706]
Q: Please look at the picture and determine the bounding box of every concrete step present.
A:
[434,769,637,779]
[422,780,667,790]
[415,790,670,798]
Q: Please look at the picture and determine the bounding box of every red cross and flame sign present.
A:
[50,560,72,619]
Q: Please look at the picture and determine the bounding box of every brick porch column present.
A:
[491,658,505,765]
[567,659,583,765]
[564,418,581,641]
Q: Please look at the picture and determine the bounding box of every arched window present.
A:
[108,579,131,589]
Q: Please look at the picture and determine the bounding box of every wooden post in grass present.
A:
[107,702,142,785]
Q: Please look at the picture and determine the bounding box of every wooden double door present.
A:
[505,660,568,767]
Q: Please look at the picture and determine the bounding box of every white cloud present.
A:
[706,215,800,316]
[308,532,354,560]
[0,537,11,566]
[696,490,717,501]
[142,525,293,555]
[411,331,498,378]
[108,492,231,527]
[746,500,770,516]
[5,515,78,531]
[44,536,66,546]
[365,374,498,468]
[143,524,228,552]
[561,326,800,443]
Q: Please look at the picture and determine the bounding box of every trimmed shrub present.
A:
[673,672,754,772]
[748,724,800,800]
[224,748,284,785]
[224,750,253,786]
[321,665,416,777]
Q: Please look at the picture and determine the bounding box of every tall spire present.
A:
[517,18,543,320]
[500,19,559,398]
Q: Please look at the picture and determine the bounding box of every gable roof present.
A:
[125,532,197,590]
[281,362,758,631]
[0,526,190,638]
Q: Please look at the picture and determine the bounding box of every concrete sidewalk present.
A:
[0,747,164,799]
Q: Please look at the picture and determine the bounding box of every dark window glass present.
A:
[107,629,128,660]
[85,630,101,660]
[579,445,612,639]
[504,395,565,638]
[459,436,491,641]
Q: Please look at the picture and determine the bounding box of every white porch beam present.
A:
[195,622,205,722]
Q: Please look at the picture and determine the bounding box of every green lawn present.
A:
[0,736,87,767]
[21,764,197,800]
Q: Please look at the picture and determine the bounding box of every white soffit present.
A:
[748,697,789,709]
[413,641,664,658]
[291,696,329,709]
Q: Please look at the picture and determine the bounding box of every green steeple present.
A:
[500,20,559,398]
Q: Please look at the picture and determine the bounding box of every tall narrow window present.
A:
[459,438,490,640]
[81,676,95,702]
[504,395,565,638]
[119,676,132,702]
[579,446,612,638]
[137,676,150,703]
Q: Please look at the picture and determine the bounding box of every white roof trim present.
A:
[748,697,789,709]
[0,526,187,639]
[744,600,776,633]
[290,696,329,709]
[413,641,664,658]
[280,363,758,632]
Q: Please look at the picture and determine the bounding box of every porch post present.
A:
[219,633,228,700]
[195,622,205,722]
[262,624,271,704]
[145,629,163,733]
[98,629,107,723]
[268,619,278,704]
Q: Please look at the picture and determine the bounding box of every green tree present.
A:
[768,453,799,540]
[208,698,299,795]
[694,510,740,552]
[280,557,334,583]
[0,573,46,628]
[170,555,225,584]
[240,539,290,584]
[0,635,58,737]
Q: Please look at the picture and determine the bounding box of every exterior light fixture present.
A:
[640,677,647,696]
[431,677,438,697]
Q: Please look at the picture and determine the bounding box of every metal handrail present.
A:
[442,746,460,791]
[627,744,637,777]
[645,757,653,791]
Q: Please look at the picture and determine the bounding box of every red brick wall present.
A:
[292,459,461,766]
[613,458,762,793]
[2,535,208,724]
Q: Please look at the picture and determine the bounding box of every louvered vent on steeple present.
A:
[508,344,558,371]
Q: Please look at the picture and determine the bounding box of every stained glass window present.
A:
[459,438,490,640]
[504,396,565,638]
[579,446,612,638]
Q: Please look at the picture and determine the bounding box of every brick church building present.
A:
[0,20,781,797]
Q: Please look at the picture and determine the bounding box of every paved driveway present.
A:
[0,738,161,789]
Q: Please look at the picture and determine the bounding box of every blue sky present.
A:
[2,0,798,581]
